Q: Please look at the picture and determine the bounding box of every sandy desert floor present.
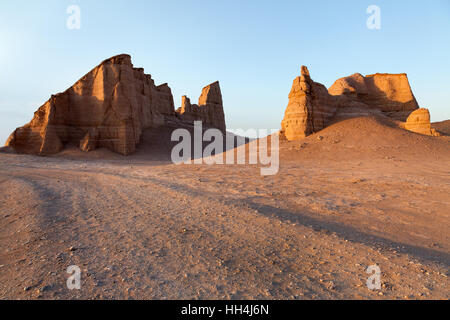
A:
[0,116,449,300]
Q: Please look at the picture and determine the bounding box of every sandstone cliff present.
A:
[281,66,339,140]
[175,81,226,132]
[329,73,419,121]
[282,67,435,140]
[6,55,226,155]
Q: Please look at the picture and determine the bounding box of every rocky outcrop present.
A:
[176,81,226,132]
[282,66,436,140]
[405,108,439,136]
[281,66,340,140]
[6,54,226,155]
[329,73,419,121]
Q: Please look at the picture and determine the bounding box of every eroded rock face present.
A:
[281,66,339,140]
[176,81,226,132]
[6,55,226,155]
[329,73,419,120]
[282,67,434,140]
[405,108,439,136]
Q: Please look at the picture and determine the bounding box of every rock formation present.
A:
[404,108,439,136]
[6,54,226,155]
[175,81,226,132]
[282,66,436,140]
[329,73,419,121]
[281,66,340,140]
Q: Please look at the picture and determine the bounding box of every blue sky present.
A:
[1,0,449,143]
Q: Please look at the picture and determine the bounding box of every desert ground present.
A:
[0,116,449,300]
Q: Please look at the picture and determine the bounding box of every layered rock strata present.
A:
[281,66,435,140]
[6,55,226,155]
[175,81,226,132]
[281,66,340,140]
[329,73,419,121]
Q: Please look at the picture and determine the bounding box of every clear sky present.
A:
[1,0,449,143]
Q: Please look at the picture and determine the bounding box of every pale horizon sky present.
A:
[1,0,449,143]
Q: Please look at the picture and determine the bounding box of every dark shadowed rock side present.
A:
[6,54,226,155]
[175,81,226,132]
[281,66,439,140]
